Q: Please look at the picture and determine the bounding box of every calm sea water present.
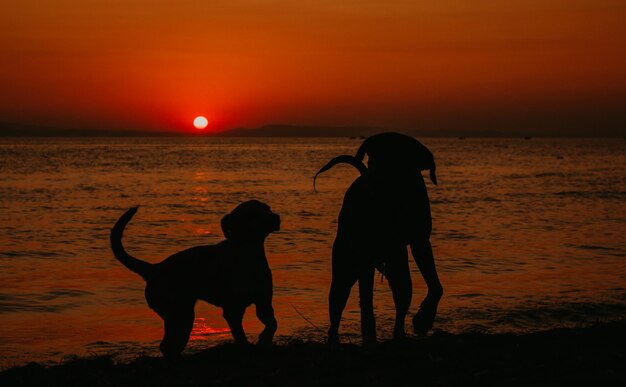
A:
[1,137,625,367]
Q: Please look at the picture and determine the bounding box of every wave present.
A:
[443,299,626,334]
[0,289,93,313]
[553,190,626,199]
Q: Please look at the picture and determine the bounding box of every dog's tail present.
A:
[313,155,367,191]
[110,206,152,280]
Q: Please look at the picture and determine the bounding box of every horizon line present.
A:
[0,122,624,138]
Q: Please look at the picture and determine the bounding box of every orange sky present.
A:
[1,0,625,135]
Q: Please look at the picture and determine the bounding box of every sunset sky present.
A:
[1,0,625,135]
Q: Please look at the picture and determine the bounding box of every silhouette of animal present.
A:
[110,200,280,358]
[315,132,443,345]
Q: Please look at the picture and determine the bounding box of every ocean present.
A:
[0,137,625,367]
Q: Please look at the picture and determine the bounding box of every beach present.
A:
[2,321,625,386]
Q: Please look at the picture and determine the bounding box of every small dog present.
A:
[315,132,443,345]
[110,200,280,357]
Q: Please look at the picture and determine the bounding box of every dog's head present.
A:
[314,132,437,190]
[220,200,280,241]
[357,132,437,185]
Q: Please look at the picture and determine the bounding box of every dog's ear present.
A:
[221,213,236,239]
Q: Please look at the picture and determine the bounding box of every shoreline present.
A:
[2,321,625,386]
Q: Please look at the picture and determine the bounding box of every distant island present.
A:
[216,124,388,137]
[0,122,175,137]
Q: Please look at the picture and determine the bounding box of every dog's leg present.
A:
[410,240,443,335]
[223,306,249,345]
[385,245,412,340]
[159,306,195,359]
[328,258,357,345]
[358,266,376,345]
[255,301,277,346]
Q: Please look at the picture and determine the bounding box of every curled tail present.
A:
[313,155,367,191]
[110,206,152,280]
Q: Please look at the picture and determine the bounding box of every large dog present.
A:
[110,200,280,357]
[315,132,443,345]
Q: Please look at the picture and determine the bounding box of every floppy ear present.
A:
[221,213,236,239]
[429,164,438,185]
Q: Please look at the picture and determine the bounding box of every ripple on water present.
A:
[0,289,93,313]
[0,137,625,367]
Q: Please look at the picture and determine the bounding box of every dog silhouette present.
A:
[110,200,280,357]
[315,132,443,345]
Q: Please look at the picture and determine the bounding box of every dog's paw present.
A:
[393,327,407,341]
[257,327,275,347]
[412,298,439,336]
[326,332,340,348]
[257,334,274,347]
[235,339,252,348]
[362,336,378,347]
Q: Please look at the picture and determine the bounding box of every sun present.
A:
[193,116,208,130]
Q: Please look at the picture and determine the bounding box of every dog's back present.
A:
[169,242,270,305]
[336,171,431,251]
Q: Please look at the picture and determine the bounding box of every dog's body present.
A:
[110,200,280,357]
[317,133,443,345]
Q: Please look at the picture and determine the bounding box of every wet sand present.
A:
[2,320,625,386]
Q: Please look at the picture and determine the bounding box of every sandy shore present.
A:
[2,321,625,386]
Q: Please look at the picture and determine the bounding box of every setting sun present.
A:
[193,116,208,130]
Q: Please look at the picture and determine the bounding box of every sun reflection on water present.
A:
[189,317,231,341]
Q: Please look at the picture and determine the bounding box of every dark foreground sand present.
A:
[2,321,625,386]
